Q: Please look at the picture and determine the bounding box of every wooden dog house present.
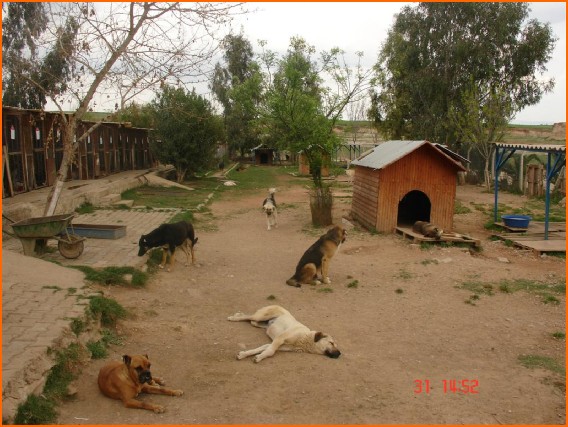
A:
[251,144,275,165]
[350,140,466,233]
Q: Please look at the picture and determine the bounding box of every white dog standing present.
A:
[262,188,278,230]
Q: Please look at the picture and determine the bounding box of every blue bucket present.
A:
[501,214,531,229]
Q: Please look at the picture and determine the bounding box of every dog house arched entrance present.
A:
[397,190,431,226]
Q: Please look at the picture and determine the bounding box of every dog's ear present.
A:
[144,354,149,360]
[122,355,132,366]
[314,332,325,342]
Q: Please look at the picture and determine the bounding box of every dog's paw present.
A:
[236,351,247,360]
[173,389,183,397]
[323,277,331,285]
[151,376,165,386]
[153,405,166,414]
[158,265,164,270]
[313,280,322,286]
[253,355,264,363]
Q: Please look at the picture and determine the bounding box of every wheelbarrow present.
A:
[8,213,85,259]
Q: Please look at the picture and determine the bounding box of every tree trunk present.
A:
[484,157,491,191]
[176,168,187,183]
[44,119,78,216]
[309,186,333,227]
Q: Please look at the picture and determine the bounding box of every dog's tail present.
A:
[191,236,199,246]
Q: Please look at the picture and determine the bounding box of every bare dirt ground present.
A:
[56,174,565,425]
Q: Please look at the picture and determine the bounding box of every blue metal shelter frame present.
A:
[493,142,566,240]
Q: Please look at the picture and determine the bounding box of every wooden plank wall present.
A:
[2,107,153,198]
[351,166,380,230]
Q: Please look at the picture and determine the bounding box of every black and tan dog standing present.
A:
[97,354,183,413]
[138,221,198,271]
[286,225,346,287]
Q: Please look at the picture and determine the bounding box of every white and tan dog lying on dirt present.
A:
[228,305,341,363]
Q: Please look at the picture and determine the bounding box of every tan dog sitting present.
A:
[286,225,347,287]
[97,354,183,413]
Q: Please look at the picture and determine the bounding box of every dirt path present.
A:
[57,177,565,425]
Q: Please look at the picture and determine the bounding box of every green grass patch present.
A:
[70,265,148,287]
[86,340,107,359]
[14,394,57,425]
[15,342,86,424]
[44,343,83,400]
[317,287,333,293]
[70,318,85,336]
[395,288,404,294]
[75,202,95,214]
[518,354,565,374]
[100,328,123,346]
[460,278,564,304]
[122,181,219,210]
[551,332,566,340]
[395,268,414,280]
[454,200,472,214]
[168,209,194,224]
[421,258,439,266]
[460,281,495,296]
[87,296,127,327]
[267,294,277,300]
[224,165,280,193]
[347,280,359,288]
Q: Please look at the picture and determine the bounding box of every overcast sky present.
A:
[230,2,566,125]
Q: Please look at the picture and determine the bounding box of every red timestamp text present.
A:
[414,379,479,395]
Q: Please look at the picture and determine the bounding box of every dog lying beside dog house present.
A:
[228,305,341,363]
[412,220,443,239]
[286,225,347,287]
[138,221,198,271]
[97,354,183,413]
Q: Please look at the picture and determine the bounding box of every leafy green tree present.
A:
[150,86,224,182]
[2,3,49,108]
[259,37,368,188]
[113,102,155,129]
[449,82,514,189]
[261,37,340,188]
[372,2,556,147]
[211,34,263,157]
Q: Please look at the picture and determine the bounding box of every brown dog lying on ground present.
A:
[286,225,346,287]
[228,305,341,363]
[412,220,443,239]
[97,354,183,413]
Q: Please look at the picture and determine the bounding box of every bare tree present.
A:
[345,98,368,145]
[3,2,244,215]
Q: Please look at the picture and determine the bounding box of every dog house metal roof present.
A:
[351,140,466,171]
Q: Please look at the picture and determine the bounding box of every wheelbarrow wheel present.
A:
[58,234,84,259]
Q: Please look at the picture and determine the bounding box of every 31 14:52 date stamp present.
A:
[414,379,479,395]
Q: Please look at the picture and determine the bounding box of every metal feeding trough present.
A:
[501,214,532,229]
